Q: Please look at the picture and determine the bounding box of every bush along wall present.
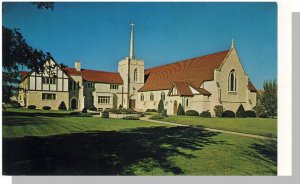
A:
[200,111,212,118]
[222,110,235,118]
[186,110,199,116]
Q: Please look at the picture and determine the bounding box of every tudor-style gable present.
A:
[22,59,70,92]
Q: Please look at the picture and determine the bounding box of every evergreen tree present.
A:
[157,99,164,113]
[177,103,185,115]
[236,104,246,118]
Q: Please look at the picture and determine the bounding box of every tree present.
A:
[260,80,277,116]
[157,99,164,113]
[236,104,246,118]
[214,105,224,117]
[2,3,55,103]
[177,103,185,115]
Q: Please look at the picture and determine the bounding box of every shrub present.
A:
[161,109,168,117]
[42,106,51,110]
[122,116,140,120]
[77,114,92,117]
[245,110,257,118]
[177,103,185,115]
[146,109,157,112]
[214,105,224,117]
[82,108,88,113]
[11,101,21,108]
[186,110,199,116]
[70,112,81,116]
[158,99,164,113]
[89,107,97,111]
[109,108,117,114]
[149,114,165,120]
[58,101,67,110]
[222,110,235,118]
[253,104,267,118]
[119,104,123,109]
[27,105,36,109]
[200,111,212,118]
[101,111,109,118]
[236,104,246,118]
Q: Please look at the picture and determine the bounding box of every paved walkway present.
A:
[140,116,276,141]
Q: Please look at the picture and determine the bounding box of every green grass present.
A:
[163,116,277,138]
[2,108,277,175]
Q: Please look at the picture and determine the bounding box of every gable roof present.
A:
[63,68,123,84]
[248,80,257,92]
[170,82,212,97]
[138,50,230,92]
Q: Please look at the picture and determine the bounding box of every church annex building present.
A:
[18,22,257,115]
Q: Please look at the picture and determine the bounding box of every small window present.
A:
[110,84,119,90]
[186,98,189,107]
[141,93,144,101]
[42,93,56,100]
[134,68,138,82]
[98,96,110,104]
[150,92,154,101]
[161,92,165,100]
[42,77,56,84]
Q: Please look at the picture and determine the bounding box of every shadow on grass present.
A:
[242,140,277,175]
[3,126,223,175]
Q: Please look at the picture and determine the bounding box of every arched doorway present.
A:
[71,99,77,110]
[173,100,178,115]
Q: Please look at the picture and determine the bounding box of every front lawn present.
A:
[163,116,277,138]
[2,108,277,175]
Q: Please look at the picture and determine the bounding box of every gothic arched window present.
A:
[228,70,237,92]
[141,93,144,101]
[161,92,165,100]
[150,92,154,101]
[134,68,138,82]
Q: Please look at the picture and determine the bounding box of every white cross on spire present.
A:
[130,21,135,29]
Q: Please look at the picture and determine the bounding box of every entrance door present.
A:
[129,99,136,109]
[71,99,77,109]
[173,100,178,115]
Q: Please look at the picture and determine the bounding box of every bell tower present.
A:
[118,21,145,109]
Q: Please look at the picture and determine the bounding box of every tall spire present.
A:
[129,21,135,59]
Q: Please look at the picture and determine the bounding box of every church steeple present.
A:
[129,21,135,59]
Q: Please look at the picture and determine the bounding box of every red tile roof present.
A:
[20,71,29,80]
[173,82,194,96]
[138,50,230,92]
[63,68,123,84]
[248,80,257,92]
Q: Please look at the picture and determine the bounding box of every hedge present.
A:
[200,111,212,118]
[42,106,51,110]
[222,110,235,118]
[245,110,257,118]
[122,116,140,120]
[27,105,36,109]
[149,114,165,120]
[185,110,199,116]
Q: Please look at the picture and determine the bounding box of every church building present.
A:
[18,22,257,115]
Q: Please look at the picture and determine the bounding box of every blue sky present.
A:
[3,2,277,89]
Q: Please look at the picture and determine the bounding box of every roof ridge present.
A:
[66,67,119,74]
[146,49,230,71]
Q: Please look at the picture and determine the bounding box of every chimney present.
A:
[75,61,81,72]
